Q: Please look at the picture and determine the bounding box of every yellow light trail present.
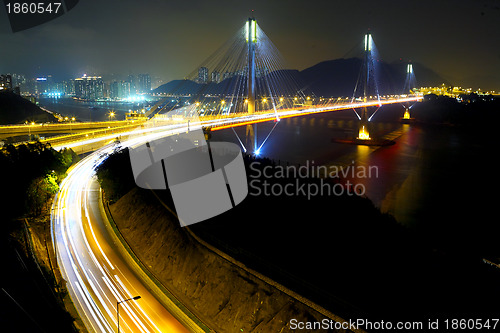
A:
[211,96,422,131]
[50,95,421,332]
[52,135,205,332]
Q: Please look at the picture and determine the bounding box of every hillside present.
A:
[153,58,448,97]
[99,147,500,329]
[108,188,340,333]
[0,91,57,125]
[153,69,306,97]
[300,58,449,97]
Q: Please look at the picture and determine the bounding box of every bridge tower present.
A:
[357,32,372,140]
[246,16,257,114]
[402,63,415,122]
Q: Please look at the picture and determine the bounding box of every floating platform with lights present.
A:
[400,117,415,124]
[400,109,415,124]
[331,137,396,146]
[331,125,396,146]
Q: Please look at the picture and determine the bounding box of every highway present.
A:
[52,145,198,332]
[50,96,421,333]
[49,96,423,152]
[0,120,137,139]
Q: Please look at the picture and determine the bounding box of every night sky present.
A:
[1,0,499,89]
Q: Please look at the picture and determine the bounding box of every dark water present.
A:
[211,105,497,256]
[38,97,149,122]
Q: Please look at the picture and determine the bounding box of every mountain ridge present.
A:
[154,57,449,97]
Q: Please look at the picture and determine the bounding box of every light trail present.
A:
[50,96,422,152]
[50,96,420,332]
[51,133,201,332]
[210,96,422,131]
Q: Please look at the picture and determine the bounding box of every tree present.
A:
[0,141,77,218]
[26,173,59,216]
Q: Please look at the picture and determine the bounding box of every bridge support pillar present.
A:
[357,106,371,140]
[247,17,257,114]
[403,106,411,120]
[245,124,255,153]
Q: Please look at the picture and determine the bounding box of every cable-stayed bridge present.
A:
[3,17,421,154]
[49,16,422,333]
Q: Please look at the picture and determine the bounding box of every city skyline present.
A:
[0,0,499,90]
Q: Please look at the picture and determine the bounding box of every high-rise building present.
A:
[137,74,151,93]
[211,71,220,83]
[74,75,104,100]
[35,76,49,94]
[10,73,26,90]
[198,67,208,84]
[110,80,131,99]
[0,74,12,90]
[127,74,136,94]
[64,79,76,96]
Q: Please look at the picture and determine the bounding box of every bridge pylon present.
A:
[401,63,416,123]
[246,16,257,114]
[357,32,372,140]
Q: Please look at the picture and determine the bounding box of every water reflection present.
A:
[212,110,493,243]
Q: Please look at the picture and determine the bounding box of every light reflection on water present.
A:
[212,109,493,241]
[38,97,146,122]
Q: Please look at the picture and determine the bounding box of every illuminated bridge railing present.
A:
[37,95,422,153]
[207,95,423,131]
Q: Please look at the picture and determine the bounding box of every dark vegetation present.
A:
[406,95,500,258]
[96,147,136,203]
[0,226,78,332]
[0,90,57,124]
[0,141,80,332]
[0,141,78,218]
[414,94,500,128]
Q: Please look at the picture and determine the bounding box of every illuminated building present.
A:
[35,76,51,94]
[198,67,209,84]
[127,74,136,93]
[137,74,151,93]
[64,79,75,96]
[211,70,220,83]
[0,74,12,90]
[110,80,131,99]
[74,74,104,100]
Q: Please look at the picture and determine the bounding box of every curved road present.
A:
[50,97,421,332]
[51,143,197,332]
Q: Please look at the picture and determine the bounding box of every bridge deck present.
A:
[6,96,421,153]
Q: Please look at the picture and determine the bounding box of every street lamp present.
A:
[27,121,35,141]
[117,295,141,333]
[108,111,116,122]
